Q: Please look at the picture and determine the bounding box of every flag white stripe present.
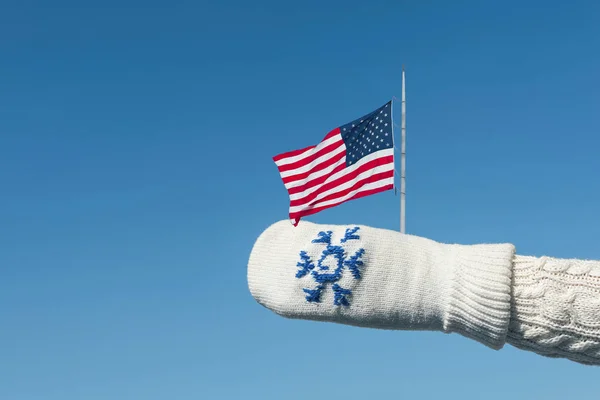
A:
[290,162,394,203]
[284,156,346,189]
[279,142,346,178]
[275,135,342,167]
[290,178,394,214]
[284,148,394,190]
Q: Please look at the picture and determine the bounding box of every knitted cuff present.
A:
[443,244,515,349]
[248,220,515,349]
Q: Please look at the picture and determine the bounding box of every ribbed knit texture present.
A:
[508,255,600,365]
[248,220,516,350]
[443,244,515,349]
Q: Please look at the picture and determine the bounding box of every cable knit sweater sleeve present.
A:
[508,255,600,365]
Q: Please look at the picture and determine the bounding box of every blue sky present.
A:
[1,0,600,398]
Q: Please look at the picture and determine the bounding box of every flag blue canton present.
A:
[340,101,393,166]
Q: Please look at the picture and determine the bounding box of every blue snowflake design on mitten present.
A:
[295,227,365,307]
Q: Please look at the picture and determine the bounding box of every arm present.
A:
[508,255,600,365]
[247,220,600,366]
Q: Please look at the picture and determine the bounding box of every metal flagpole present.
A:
[400,66,406,233]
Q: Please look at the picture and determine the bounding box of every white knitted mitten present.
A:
[248,220,516,349]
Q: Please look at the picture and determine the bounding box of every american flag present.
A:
[273,101,395,226]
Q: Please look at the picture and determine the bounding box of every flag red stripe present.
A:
[276,139,343,173]
[289,183,394,221]
[309,171,394,207]
[272,145,315,162]
[290,171,394,212]
[289,159,394,207]
[322,128,340,141]
[272,128,339,163]
[286,163,347,195]
[281,150,346,184]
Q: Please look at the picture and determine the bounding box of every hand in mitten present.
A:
[248,220,515,350]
